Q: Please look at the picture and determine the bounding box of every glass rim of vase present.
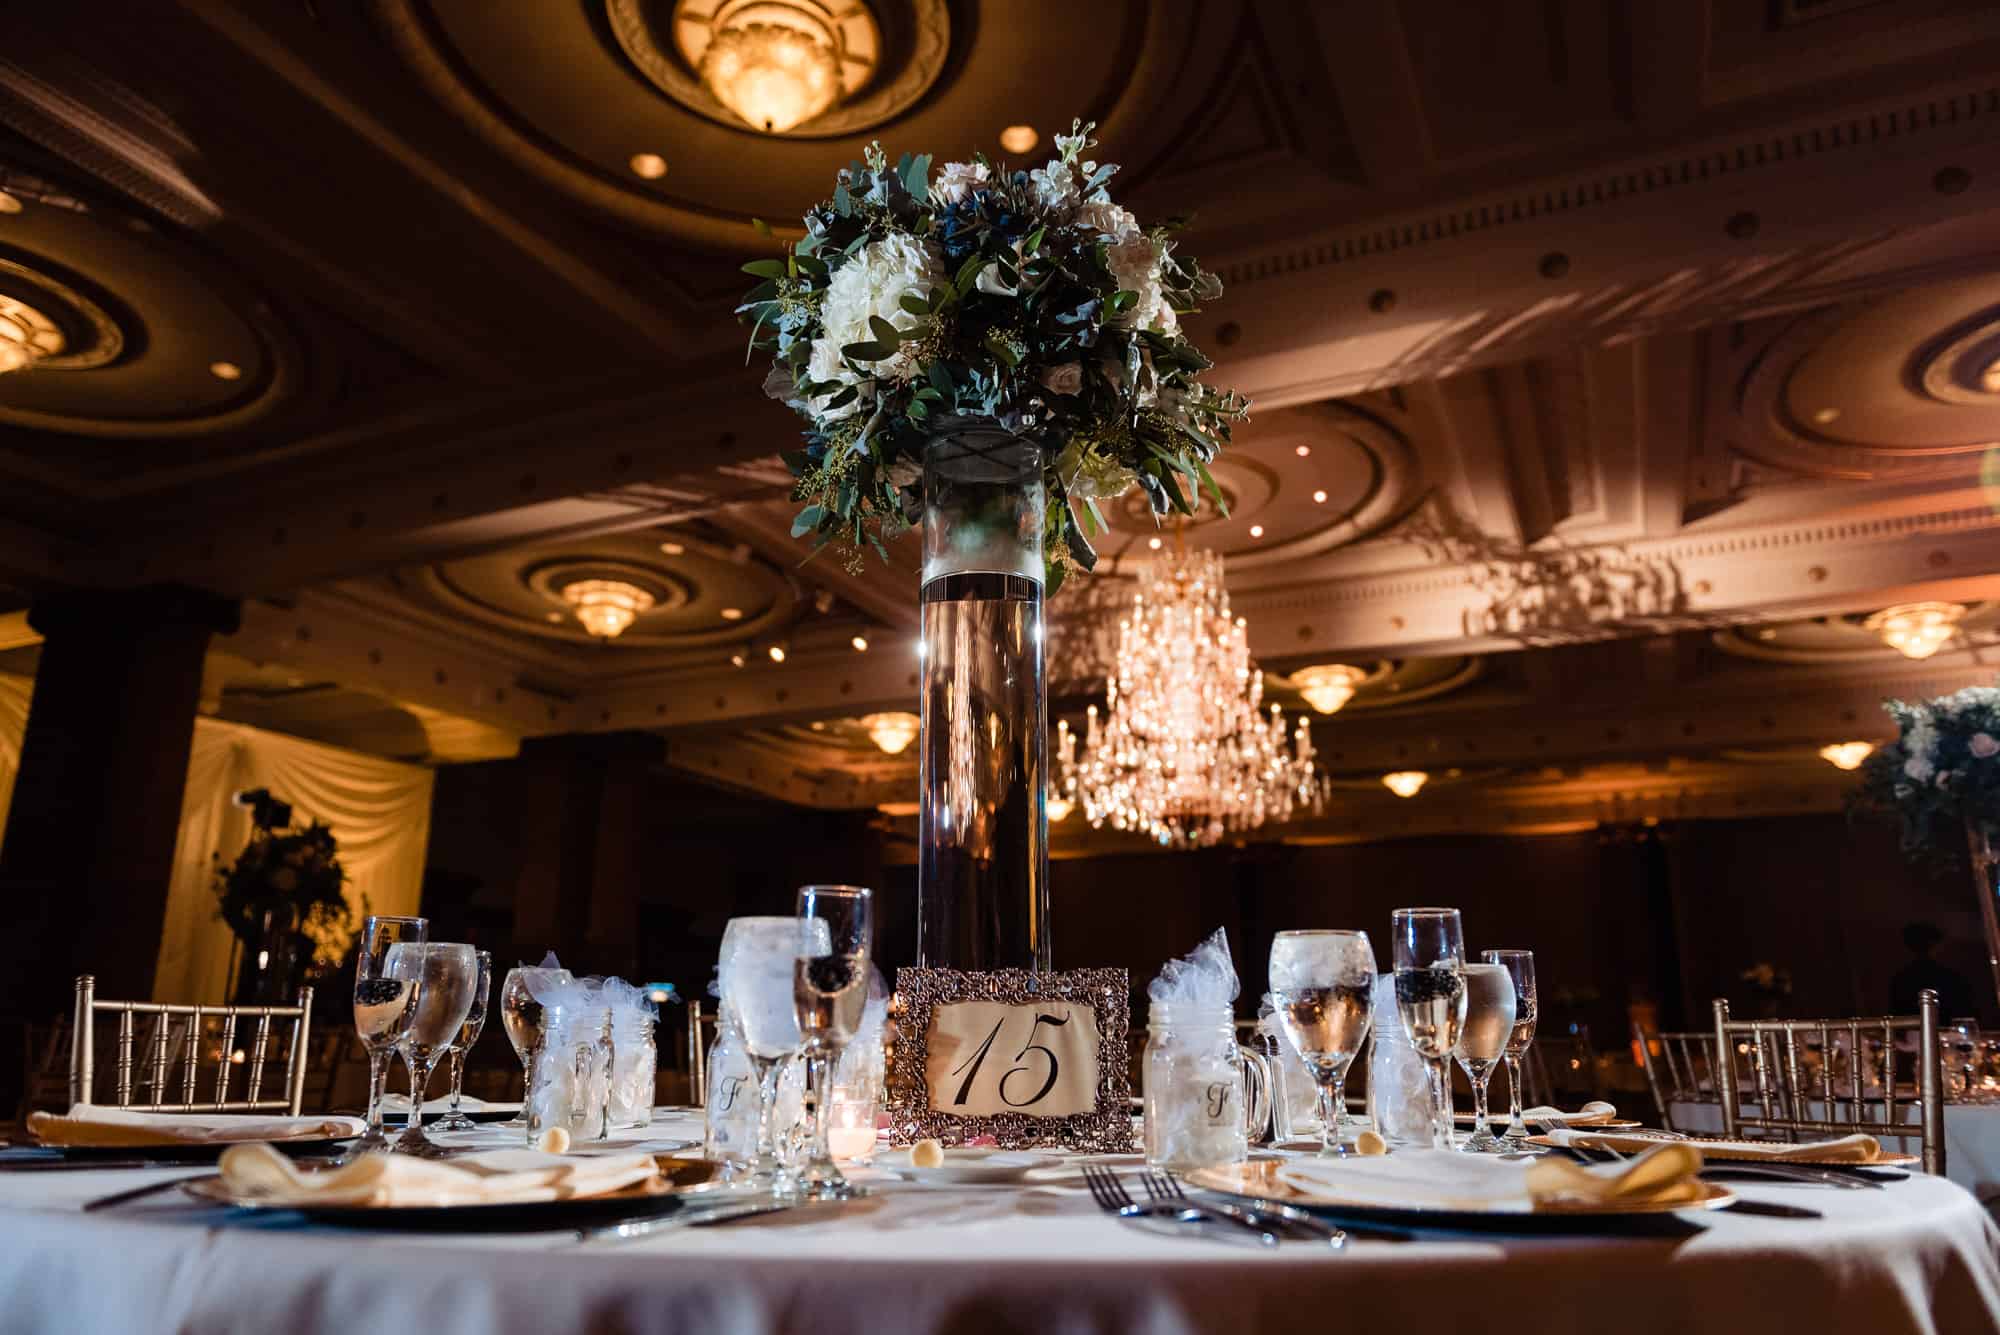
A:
[1390,907,1462,920]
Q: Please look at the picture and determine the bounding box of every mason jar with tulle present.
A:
[917,417,1051,973]
[1142,1003,1266,1169]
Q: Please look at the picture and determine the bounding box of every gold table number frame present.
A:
[887,966,1134,1152]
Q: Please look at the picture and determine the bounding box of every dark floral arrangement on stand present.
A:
[738,121,1248,590]
[212,789,352,1003]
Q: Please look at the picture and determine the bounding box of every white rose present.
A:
[1075,200,1139,240]
[1973,733,1999,758]
[1905,754,1936,783]
[930,160,989,208]
[1040,362,1082,396]
[816,233,944,398]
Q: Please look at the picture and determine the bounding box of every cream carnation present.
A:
[1972,733,1999,759]
[1040,362,1083,396]
[1075,200,1139,240]
[1106,236,1176,334]
[931,160,989,207]
[807,234,945,417]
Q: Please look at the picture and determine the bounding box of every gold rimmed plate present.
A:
[182,1155,734,1231]
[1182,1160,1734,1230]
[1528,1133,1920,1168]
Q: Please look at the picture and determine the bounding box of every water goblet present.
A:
[1267,930,1375,1156]
[718,916,817,1197]
[793,885,873,1200]
[1480,950,1538,1151]
[1392,908,1467,1151]
[435,949,493,1132]
[498,963,572,1128]
[388,942,479,1157]
[350,915,426,1155]
[1453,963,1517,1152]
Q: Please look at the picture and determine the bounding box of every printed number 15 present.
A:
[949,1011,1069,1108]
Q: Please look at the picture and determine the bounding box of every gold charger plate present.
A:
[183,1155,731,1231]
[1183,1159,1735,1220]
[1529,1133,1920,1168]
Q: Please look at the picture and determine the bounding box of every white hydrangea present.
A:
[1029,162,1079,214]
[1075,199,1139,240]
[806,234,944,419]
[930,160,989,207]
[1905,753,1937,783]
[1106,236,1177,334]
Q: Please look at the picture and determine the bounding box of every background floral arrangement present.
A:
[1856,684,2000,859]
[212,789,353,962]
[738,122,1248,590]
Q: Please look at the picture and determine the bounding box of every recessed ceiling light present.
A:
[1812,407,1839,425]
[1248,525,1264,538]
[999,125,1038,154]
[851,635,869,652]
[1983,360,2000,394]
[720,607,744,621]
[209,361,243,381]
[0,192,20,215]
[629,153,669,179]
[660,541,686,556]
[1295,445,1310,457]
[810,720,826,731]
[546,612,565,623]
[729,650,747,667]
[1312,490,1327,504]
[1148,536,1162,550]
[768,644,787,663]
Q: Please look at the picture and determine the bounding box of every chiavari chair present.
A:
[1633,1024,1719,1132]
[686,999,717,1108]
[67,975,315,1115]
[1713,989,1943,1176]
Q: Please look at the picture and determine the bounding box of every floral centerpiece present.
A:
[738,121,1248,590]
[1856,683,2000,1007]
[212,789,352,1003]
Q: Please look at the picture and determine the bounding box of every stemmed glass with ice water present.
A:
[793,885,873,1200]
[387,942,479,1157]
[1481,949,1537,1151]
[718,916,813,1197]
[1392,908,1467,1150]
[498,963,572,1129]
[351,915,426,1154]
[435,949,493,1133]
[1453,962,1517,1153]
[1268,930,1375,1156]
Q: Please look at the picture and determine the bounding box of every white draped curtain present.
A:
[0,672,435,1003]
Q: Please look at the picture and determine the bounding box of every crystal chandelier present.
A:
[0,295,64,374]
[1863,601,1965,660]
[561,578,654,639]
[1053,549,1328,849]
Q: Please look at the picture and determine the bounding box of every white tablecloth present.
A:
[1671,1098,2000,1203]
[1,1111,1997,1335]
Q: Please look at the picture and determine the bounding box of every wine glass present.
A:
[350,915,426,1155]
[1453,963,1517,1153]
[1267,930,1375,1156]
[718,916,813,1197]
[435,949,493,1133]
[1481,949,1538,1151]
[498,963,572,1128]
[793,886,873,1200]
[388,942,479,1156]
[1392,908,1467,1150]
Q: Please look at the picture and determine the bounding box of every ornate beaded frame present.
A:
[886,966,1134,1152]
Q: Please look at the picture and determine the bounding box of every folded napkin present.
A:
[27,1107,366,1149]
[1522,1101,1619,1126]
[1545,1127,1883,1163]
[1276,1144,1704,1212]
[216,1143,663,1208]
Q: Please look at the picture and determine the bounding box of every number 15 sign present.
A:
[887,966,1134,1152]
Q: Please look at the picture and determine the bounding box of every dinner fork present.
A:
[1082,1163,1277,1247]
[1140,1169,1347,1250]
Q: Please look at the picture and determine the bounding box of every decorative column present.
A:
[0,585,238,1095]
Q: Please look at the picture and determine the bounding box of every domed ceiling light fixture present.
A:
[674,0,879,134]
[560,578,655,639]
[1290,663,1367,716]
[1382,771,1428,798]
[1818,741,1875,771]
[1864,601,1965,660]
[0,295,65,374]
[860,711,919,755]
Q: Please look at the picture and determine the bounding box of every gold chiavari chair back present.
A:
[1713,990,1943,1176]
[686,1000,717,1108]
[1633,1024,1719,1133]
[67,975,315,1115]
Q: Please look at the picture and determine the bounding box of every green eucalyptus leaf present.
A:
[842,340,895,362]
[741,259,787,278]
[791,505,825,538]
[868,315,903,346]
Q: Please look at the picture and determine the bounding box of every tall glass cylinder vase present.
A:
[918,418,1051,974]
[1967,819,2000,1014]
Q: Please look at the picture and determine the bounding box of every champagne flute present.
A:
[1453,963,1517,1153]
[435,949,493,1132]
[350,915,426,1155]
[1392,908,1467,1151]
[718,916,814,1198]
[388,942,479,1157]
[499,963,571,1128]
[1267,930,1375,1156]
[1481,949,1538,1151]
[793,885,873,1200]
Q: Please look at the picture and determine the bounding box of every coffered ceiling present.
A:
[3,0,2000,844]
